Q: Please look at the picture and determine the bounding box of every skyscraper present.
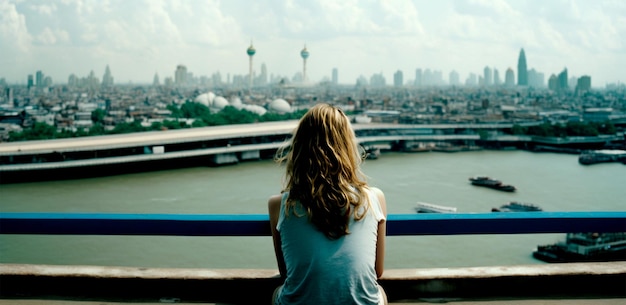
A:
[548,74,558,91]
[300,45,310,83]
[517,48,528,86]
[449,70,460,86]
[175,65,187,86]
[102,65,114,87]
[505,68,515,87]
[246,42,256,90]
[414,69,422,86]
[260,63,268,86]
[153,73,160,86]
[36,70,44,88]
[528,68,545,88]
[576,75,591,94]
[558,68,568,91]
[493,68,501,86]
[484,66,492,86]
[332,68,338,85]
[393,70,403,87]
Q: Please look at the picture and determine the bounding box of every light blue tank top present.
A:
[275,188,385,305]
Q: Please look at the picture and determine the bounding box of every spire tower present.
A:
[300,44,310,83]
[246,41,256,91]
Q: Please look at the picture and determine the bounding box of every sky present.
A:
[1,0,625,87]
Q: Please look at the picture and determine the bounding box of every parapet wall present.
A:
[1,262,625,304]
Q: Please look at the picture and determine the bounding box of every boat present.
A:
[492,201,542,212]
[415,202,457,213]
[578,149,626,165]
[469,176,516,192]
[364,147,380,160]
[533,232,626,263]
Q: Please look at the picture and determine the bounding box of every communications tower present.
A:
[246,42,256,90]
[300,45,309,83]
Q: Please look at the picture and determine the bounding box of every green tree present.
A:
[511,124,526,135]
[180,102,211,118]
[89,123,106,136]
[167,104,183,118]
[91,109,106,124]
[527,123,555,137]
[110,120,145,134]
[9,122,58,141]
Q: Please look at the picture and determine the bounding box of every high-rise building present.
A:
[568,76,578,90]
[27,75,34,88]
[332,68,338,85]
[449,70,460,86]
[393,70,403,87]
[5,88,13,104]
[153,73,160,86]
[465,73,477,86]
[493,68,501,86]
[87,70,99,89]
[484,66,492,86]
[36,70,44,88]
[527,68,545,88]
[558,68,568,91]
[414,69,422,86]
[548,74,558,91]
[576,75,591,94]
[356,75,368,86]
[259,63,267,85]
[433,70,443,86]
[370,72,386,87]
[504,69,513,86]
[423,69,433,86]
[300,45,309,83]
[246,42,256,90]
[102,65,114,87]
[175,65,187,86]
[517,48,528,86]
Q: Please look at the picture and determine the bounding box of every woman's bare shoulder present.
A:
[268,194,282,208]
[368,186,385,197]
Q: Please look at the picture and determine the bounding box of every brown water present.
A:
[1,150,624,269]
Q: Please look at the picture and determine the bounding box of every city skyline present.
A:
[2,0,625,86]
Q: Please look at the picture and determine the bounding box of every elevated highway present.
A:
[0,120,622,183]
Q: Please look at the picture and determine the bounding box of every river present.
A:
[0,150,624,269]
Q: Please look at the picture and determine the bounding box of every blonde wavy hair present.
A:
[276,103,369,239]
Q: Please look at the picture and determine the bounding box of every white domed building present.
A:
[242,104,267,116]
[268,98,291,114]
[212,96,229,112]
[229,96,243,109]
[194,93,210,107]
[207,92,216,104]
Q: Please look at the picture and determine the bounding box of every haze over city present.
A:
[2,0,625,87]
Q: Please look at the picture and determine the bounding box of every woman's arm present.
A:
[372,187,387,279]
[268,194,287,278]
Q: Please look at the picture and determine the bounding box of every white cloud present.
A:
[29,3,56,15]
[36,27,70,45]
[0,0,32,52]
[0,0,624,85]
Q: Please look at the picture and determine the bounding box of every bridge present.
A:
[1,211,625,304]
[0,120,623,183]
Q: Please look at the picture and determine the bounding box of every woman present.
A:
[268,103,388,305]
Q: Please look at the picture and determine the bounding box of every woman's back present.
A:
[274,188,385,305]
[269,103,387,305]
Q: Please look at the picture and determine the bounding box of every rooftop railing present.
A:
[2,211,625,236]
[1,211,625,304]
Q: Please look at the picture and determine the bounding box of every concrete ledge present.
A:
[1,263,625,303]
